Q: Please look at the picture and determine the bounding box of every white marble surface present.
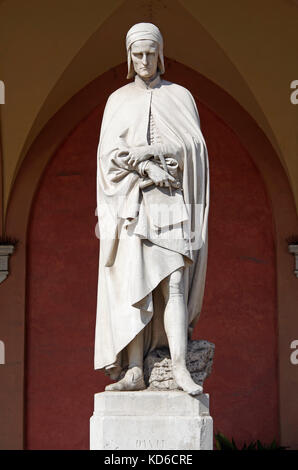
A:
[90,391,213,450]
[95,23,210,397]
[144,340,215,390]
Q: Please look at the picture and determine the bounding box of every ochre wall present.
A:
[0,0,298,216]
[25,89,278,449]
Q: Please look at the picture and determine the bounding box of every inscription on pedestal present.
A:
[136,439,165,449]
[90,391,213,450]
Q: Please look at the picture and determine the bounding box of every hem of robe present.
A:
[94,245,186,371]
[130,239,192,308]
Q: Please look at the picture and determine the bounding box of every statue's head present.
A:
[126,23,165,80]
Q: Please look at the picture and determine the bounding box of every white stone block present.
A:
[90,391,213,450]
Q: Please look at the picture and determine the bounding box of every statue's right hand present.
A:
[127,146,152,167]
[146,162,177,187]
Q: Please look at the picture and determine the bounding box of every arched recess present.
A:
[3,61,298,449]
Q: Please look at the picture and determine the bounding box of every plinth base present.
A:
[90,391,213,450]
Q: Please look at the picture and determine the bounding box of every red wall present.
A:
[26,73,278,449]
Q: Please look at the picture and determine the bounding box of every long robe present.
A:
[94,74,209,375]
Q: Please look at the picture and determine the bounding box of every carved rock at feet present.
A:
[144,340,215,391]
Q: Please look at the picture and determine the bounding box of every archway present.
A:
[4,60,297,449]
[25,63,278,449]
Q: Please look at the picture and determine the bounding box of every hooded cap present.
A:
[126,23,165,79]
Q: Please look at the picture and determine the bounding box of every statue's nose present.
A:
[142,54,148,65]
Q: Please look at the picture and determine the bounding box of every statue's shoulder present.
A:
[160,79,195,102]
[106,82,135,103]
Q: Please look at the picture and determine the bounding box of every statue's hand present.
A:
[146,161,178,188]
[127,146,152,167]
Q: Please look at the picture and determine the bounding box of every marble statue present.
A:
[94,23,209,396]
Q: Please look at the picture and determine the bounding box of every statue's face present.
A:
[131,39,159,80]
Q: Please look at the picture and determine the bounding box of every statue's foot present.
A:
[172,364,203,396]
[105,367,146,391]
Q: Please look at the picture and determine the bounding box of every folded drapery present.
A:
[94,74,209,374]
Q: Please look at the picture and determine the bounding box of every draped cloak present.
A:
[94,74,209,374]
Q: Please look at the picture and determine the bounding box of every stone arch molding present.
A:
[0,340,4,365]
[10,0,278,205]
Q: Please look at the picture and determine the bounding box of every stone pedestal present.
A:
[90,391,213,450]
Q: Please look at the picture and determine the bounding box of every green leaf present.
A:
[215,432,287,451]
[214,432,235,450]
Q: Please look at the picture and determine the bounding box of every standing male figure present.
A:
[95,23,209,395]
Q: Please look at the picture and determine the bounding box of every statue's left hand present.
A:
[127,147,152,167]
